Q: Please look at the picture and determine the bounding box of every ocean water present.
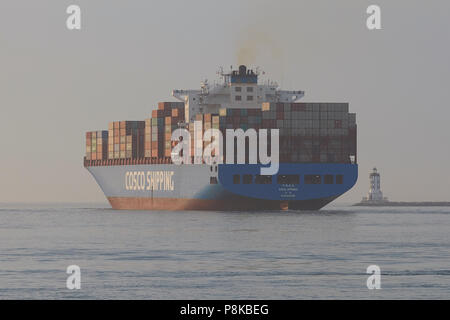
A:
[0,202,449,300]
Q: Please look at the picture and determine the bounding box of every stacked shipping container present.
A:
[107,121,145,159]
[144,118,152,158]
[260,102,356,163]
[86,131,108,160]
[150,102,184,158]
[85,102,356,165]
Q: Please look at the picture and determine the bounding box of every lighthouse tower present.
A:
[362,168,387,202]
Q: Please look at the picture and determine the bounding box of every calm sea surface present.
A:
[0,203,449,299]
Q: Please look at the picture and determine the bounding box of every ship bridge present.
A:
[172,65,305,122]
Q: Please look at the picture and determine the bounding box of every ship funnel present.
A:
[239,65,247,75]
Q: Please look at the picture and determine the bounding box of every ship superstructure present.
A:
[173,65,304,122]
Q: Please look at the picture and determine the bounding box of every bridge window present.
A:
[324,175,334,184]
[243,174,252,184]
[305,174,322,184]
[235,87,242,92]
[277,174,300,184]
[235,95,242,101]
[233,174,240,184]
[255,175,272,184]
[210,177,218,184]
[246,86,254,92]
[336,175,344,184]
[247,95,254,101]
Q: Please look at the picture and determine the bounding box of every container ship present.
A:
[84,65,358,210]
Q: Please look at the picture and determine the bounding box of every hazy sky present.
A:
[1,0,449,203]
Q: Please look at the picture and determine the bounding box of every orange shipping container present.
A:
[152,109,164,118]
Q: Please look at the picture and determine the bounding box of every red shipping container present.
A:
[291,103,306,111]
[276,112,284,120]
[151,141,160,148]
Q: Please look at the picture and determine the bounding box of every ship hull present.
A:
[86,163,357,211]
[107,195,339,211]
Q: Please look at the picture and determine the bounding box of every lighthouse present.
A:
[362,168,388,202]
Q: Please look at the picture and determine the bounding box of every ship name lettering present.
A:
[125,171,174,191]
